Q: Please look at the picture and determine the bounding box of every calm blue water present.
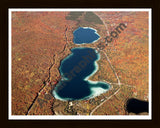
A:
[53,48,110,101]
[73,27,100,44]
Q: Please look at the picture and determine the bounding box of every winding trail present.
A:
[26,54,55,115]
[59,26,68,54]
[95,12,109,36]
[26,26,69,115]
[90,13,121,115]
[94,12,116,50]
[90,50,121,115]
[101,50,121,87]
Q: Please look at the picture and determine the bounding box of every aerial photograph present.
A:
[9,9,151,119]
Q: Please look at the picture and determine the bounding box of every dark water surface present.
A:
[125,98,149,114]
[53,48,110,101]
[73,27,100,44]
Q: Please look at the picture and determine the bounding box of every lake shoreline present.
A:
[73,27,100,44]
[52,47,111,101]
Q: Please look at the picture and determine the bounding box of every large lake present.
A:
[53,27,110,101]
[53,47,110,101]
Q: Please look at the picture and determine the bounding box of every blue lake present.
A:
[53,48,110,101]
[73,27,100,44]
